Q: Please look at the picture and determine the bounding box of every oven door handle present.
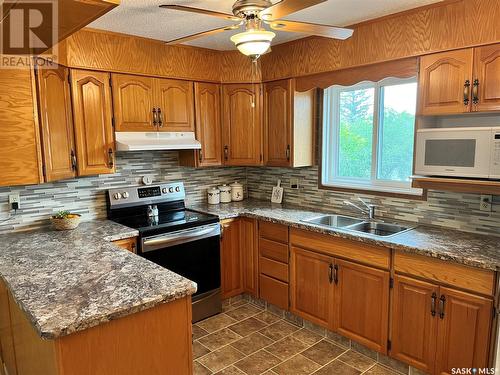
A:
[142,224,220,252]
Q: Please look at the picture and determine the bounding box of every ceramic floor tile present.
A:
[312,359,361,375]
[223,300,248,313]
[193,341,211,359]
[198,346,246,373]
[272,354,321,375]
[337,350,377,372]
[229,317,269,337]
[265,335,309,361]
[231,332,274,356]
[363,364,402,375]
[198,328,243,351]
[292,329,324,346]
[225,304,263,321]
[193,324,210,340]
[214,365,247,375]
[254,311,282,325]
[194,360,213,375]
[301,339,347,366]
[234,349,281,375]
[259,320,300,341]
[198,314,238,333]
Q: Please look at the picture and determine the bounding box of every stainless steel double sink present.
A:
[302,214,414,237]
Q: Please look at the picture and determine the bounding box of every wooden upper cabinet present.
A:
[264,79,315,167]
[391,275,438,374]
[290,247,334,329]
[220,219,243,299]
[70,69,115,176]
[196,82,222,166]
[222,84,262,166]
[473,44,500,112]
[36,66,76,182]
[435,287,492,375]
[418,49,473,115]
[112,74,156,132]
[156,79,194,132]
[334,259,389,353]
[0,65,43,187]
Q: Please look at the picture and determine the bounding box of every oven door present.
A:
[140,223,221,304]
[415,128,492,178]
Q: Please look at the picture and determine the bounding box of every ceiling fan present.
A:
[159,0,354,60]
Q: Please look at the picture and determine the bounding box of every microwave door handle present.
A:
[142,225,219,252]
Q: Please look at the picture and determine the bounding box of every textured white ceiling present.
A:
[89,0,443,51]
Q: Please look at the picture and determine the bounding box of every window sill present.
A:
[319,181,426,200]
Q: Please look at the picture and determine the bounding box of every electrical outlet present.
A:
[8,194,20,210]
[290,178,300,190]
[480,195,492,212]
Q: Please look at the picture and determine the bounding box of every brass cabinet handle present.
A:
[463,80,471,105]
[224,145,229,161]
[286,145,290,161]
[333,264,339,285]
[158,108,163,128]
[439,295,446,319]
[152,108,158,127]
[108,148,114,169]
[71,150,77,171]
[199,149,203,163]
[328,264,333,284]
[431,292,437,317]
[472,79,479,105]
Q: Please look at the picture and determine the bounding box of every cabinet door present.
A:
[156,79,194,132]
[222,84,262,166]
[71,70,115,176]
[220,219,243,299]
[112,74,156,132]
[391,275,438,373]
[240,218,258,297]
[418,49,473,115]
[435,287,493,375]
[290,247,333,329]
[194,82,222,166]
[37,66,76,182]
[0,66,43,187]
[473,44,500,112]
[334,259,389,353]
[264,79,292,167]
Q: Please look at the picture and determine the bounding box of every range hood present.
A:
[115,132,201,151]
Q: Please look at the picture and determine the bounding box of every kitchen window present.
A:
[321,77,422,196]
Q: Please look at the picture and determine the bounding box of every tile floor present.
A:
[192,299,402,375]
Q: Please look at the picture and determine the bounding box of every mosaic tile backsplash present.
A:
[0,151,245,233]
[1,150,499,236]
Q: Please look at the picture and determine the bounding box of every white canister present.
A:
[230,181,244,202]
[207,187,220,205]
[218,184,232,203]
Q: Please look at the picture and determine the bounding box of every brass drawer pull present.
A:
[463,80,471,105]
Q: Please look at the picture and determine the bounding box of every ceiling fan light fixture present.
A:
[230,29,276,58]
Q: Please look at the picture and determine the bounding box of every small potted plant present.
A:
[50,211,81,231]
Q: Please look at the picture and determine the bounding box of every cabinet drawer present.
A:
[259,221,289,244]
[394,251,495,296]
[290,228,390,269]
[260,238,288,263]
[259,274,289,310]
[260,257,288,282]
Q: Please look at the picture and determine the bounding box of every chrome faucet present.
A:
[343,198,376,220]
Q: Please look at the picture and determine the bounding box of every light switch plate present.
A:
[480,195,492,212]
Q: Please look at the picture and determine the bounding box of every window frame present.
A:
[321,76,424,198]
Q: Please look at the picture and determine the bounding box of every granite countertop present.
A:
[0,220,197,339]
[190,199,500,271]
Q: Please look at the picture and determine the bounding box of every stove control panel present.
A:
[107,182,186,208]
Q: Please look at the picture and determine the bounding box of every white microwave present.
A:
[415,127,500,179]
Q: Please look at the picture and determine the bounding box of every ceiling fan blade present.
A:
[165,24,240,45]
[260,0,327,21]
[268,20,354,40]
[159,5,241,21]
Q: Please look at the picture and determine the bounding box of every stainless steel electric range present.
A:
[106,182,222,322]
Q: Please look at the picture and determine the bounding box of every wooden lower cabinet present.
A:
[112,237,137,253]
[335,259,389,353]
[241,218,258,297]
[290,247,333,328]
[220,219,243,299]
[391,275,493,374]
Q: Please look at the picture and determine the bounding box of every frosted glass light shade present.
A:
[230,29,275,57]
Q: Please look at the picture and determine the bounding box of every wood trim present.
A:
[394,251,495,296]
[411,176,500,195]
